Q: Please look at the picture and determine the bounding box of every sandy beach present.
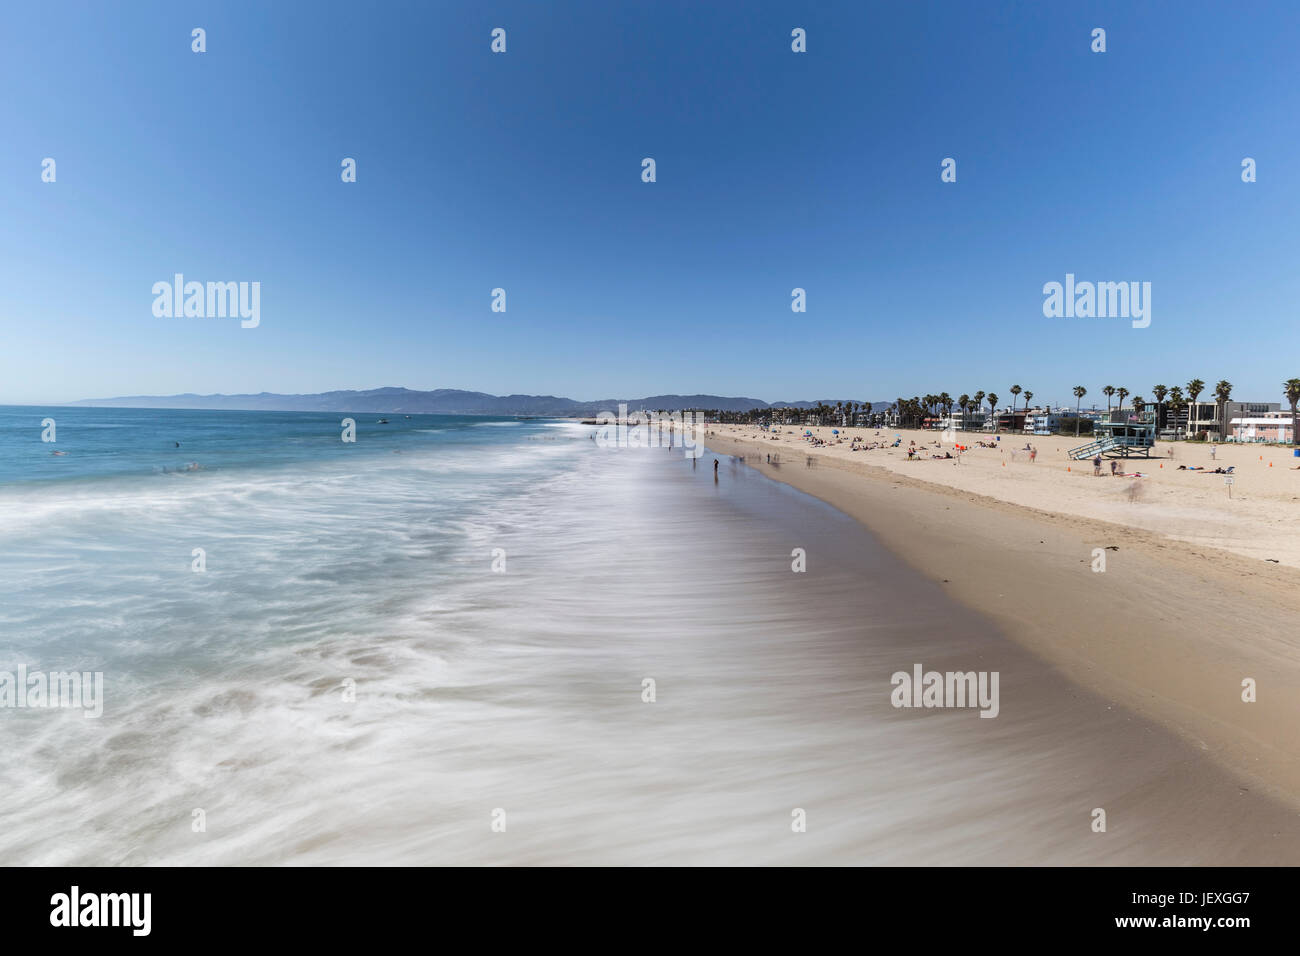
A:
[716,424,1300,568]
[704,424,1300,814]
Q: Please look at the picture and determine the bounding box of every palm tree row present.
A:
[701,379,1300,446]
[889,377,1254,440]
[884,388,1036,432]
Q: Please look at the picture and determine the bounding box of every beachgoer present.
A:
[1093,455,1102,476]
[1110,460,1118,476]
[1210,444,1217,460]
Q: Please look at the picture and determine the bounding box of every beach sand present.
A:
[718,424,1300,568]
[704,424,1300,815]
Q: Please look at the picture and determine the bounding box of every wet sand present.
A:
[382,447,1300,865]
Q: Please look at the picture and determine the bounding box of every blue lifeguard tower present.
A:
[1069,411,1156,460]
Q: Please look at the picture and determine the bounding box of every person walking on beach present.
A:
[1093,454,1102,476]
[1110,460,1119,477]
[713,458,719,478]
[1210,443,1217,461]
[1030,446,1037,463]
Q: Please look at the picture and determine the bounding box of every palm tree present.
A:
[1073,385,1087,436]
[1010,384,1022,426]
[1214,380,1233,440]
[1167,386,1185,438]
[1132,396,1146,417]
[1186,379,1205,438]
[958,393,971,432]
[1151,384,1167,430]
[987,392,999,432]
[1285,379,1300,447]
[1115,387,1129,420]
[1102,385,1116,417]
[972,391,985,429]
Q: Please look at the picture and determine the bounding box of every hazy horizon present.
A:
[11,383,1160,414]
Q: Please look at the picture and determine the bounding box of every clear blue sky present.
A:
[2,0,1298,408]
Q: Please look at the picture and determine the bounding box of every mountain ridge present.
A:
[67,387,890,417]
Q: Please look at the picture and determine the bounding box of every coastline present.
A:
[703,429,1300,810]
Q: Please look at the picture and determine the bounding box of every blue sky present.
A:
[2,0,1298,408]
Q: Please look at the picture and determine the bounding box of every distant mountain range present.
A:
[68,387,890,417]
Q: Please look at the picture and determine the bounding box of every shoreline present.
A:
[703,430,1300,810]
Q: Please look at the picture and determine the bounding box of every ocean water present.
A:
[0,406,1293,865]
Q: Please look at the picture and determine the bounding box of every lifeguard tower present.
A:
[1069,411,1156,460]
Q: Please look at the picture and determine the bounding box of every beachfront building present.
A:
[998,408,1029,431]
[1170,401,1280,440]
[988,410,1029,432]
[1228,414,1294,443]
[1025,412,1063,435]
[957,411,988,431]
[936,412,988,432]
